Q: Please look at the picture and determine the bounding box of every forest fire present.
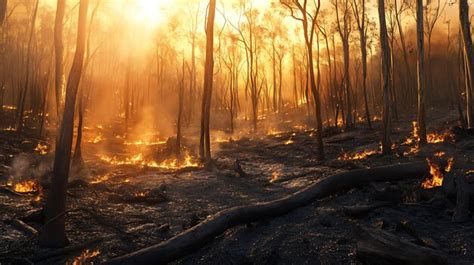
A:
[34,143,48,155]
[404,121,453,145]
[99,152,200,170]
[338,149,379,161]
[13,180,40,193]
[72,249,100,265]
[1,0,473,263]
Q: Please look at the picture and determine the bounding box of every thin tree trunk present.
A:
[199,0,216,164]
[378,0,392,154]
[460,0,474,128]
[39,0,89,247]
[54,0,65,121]
[16,0,39,132]
[417,0,428,143]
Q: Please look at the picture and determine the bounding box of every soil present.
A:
[0,108,473,264]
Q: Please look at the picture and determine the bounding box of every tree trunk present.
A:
[105,162,429,265]
[39,0,89,248]
[378,0,392,154]
[15,0,39,132]
[416,0,428,143]
[54,0,65,121]
[460,0,474,128]
[199,0,216,163]
[176,58,185,155]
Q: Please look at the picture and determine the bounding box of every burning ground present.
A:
[0,109,474,264]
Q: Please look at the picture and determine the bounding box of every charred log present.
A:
[105,162,428,265]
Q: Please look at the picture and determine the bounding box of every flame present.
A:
[3,126,16,131]
[404,121,453,145]
[134,191,149,197]
[34,143,48,155]
[13,181,40,193]
[124,140,166,146]
[266,128,283,136]
[270,172,281,183]
[427,131,453,144]
[284,139,294,145]
[88,134,104,144]
[99,152,200,170]
[421,158,444,189]
[338,149,379,160]
[71,249,100,265]
[90,174,110,184]
[421,157,454,189]
[2,105,17,110]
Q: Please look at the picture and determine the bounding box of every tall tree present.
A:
[378,0,392,154]
[416,0,427,143]
[54,0,66,120]
[281,0,324,161]
[199,0,216,164]
[15,0,39,132]
[459,0,474,128]
[40,0,89,247]
[351,0,371,129]
[333,0,353,129]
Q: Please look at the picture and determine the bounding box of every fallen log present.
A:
[105,162,429,265]
[356,227,450,265]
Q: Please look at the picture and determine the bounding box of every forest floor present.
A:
[0,108,473,264]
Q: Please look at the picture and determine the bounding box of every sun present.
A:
[132,0,167,27]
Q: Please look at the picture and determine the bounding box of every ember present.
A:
[34,143,48,155]
[71,249,100,265]
[338,149,379,160]
[99,152,200,169]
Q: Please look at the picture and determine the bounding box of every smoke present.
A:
[8,153,51,182]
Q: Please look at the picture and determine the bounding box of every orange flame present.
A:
[34,143,48,155]
[71,249,100,265]
[421,157,454,189]
[338,149,379,160]
[13,181,40,193]
[99,152,200,170]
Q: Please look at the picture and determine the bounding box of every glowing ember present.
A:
[89,135,104,144]
[99,152,200,169]
[404,121,419,145]
[270,172,281,183]
[404,121,453,145]
[266,129,283,136]
[3,126,16,131]
[72,249,100,265]
[284,139,294,145]
[34,143,48,155]
[427,131,453,144]
[13,180,40,193]
[434,151,446,157]
[124,140,166,146]
[90,174,110,184]
[338,149,379,160]
[134,191,149,197]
